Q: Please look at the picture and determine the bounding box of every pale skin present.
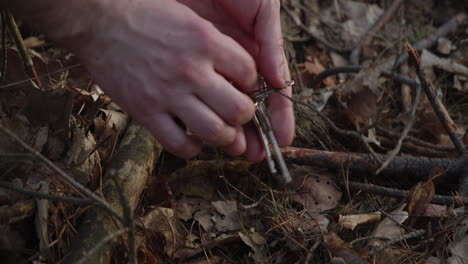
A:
[2,0,295,161]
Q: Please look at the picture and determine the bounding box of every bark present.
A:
[60,120,162,264]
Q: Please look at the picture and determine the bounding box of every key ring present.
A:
[249,79,294,183]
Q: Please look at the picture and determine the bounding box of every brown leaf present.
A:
[211,200,241,232]
[423,204,448,217]
[289,165,342,212]
[338,212,381,230]
[140,207,179,256]
[407,180,435,223]
[368,204,408,248]
[324,232,370,264]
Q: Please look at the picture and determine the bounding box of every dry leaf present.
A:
[239,229,267,264]
[368,204,408,248]
[140,207,179,256]
[289,165,342,212]
[447,218,468,264]
[407,180,435,223]
[65,128,100,187]
[211,200,241,232]
[423,204,448,217]
[324,232,369,264]
[338,212,381,230]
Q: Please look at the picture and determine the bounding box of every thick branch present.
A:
[282,147,460,179]
[61,121,162,264]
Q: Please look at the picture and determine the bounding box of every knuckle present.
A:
[175,57,203,84]
[189,21,216,49]
[165,139,197,158]
[204,122,230,144]
[226,100,254,125]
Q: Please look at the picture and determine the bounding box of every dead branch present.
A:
[338,180,468,206]
[406,44,467,157]
[371,229,426,257]
[281,147,460,179]
[0,181,94,205]
[61,120,162,264]
[4,10,42,88]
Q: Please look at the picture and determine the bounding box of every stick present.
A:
[338,180,468,206]
[61,121,162,264]
[0,181,94,205]
[4,10,42,88]
[281,147,460,179]
[406,44,467,157]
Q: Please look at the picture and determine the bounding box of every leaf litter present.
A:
[0,1,467,263]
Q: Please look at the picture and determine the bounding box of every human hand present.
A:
[61,0,266,158]
[177,0,295,161]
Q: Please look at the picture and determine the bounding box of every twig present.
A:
[350,0,404,65]
[375,79,422,174]
[0,122,124,222]
[74,227,130,264]
[0,181,95,205]
[350,236,390,246]
[308,65,419,89]
[4,11,42,88]
[281,147,460,180]
[0,63,82,90]
[378,129,460,152]
[304,240,320,264]
[0,10,7,85]
[337,180,468,206]
[274,89,381,162]
[372,229,426,256]
[406,44,467,157]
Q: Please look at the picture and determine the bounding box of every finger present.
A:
[268,85,295,147]
[211,31,258,93]
[195,73,255,126]
[255,0,290,88]
[244,122,265,162]
[145,113,202,159]
[173,96,237,146]
[222,126,246,156]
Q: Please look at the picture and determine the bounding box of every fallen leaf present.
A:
[324,232,370,264]
[211,200,241,232]
[140,207,179,256]
[447,218,468,264]
[64,127,100,187]
[423,204,448,217]
[239,229,267,264]
[338,212,381,230]
[289,165,342,212]
[407,180,435,225]
[368,204,408,248]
